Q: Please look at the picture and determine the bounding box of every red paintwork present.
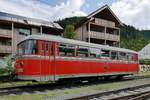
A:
[15,40,139,81]
[15,57,139,75]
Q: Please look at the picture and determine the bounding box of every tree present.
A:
[55,16,85,28]
[64,25,76,39]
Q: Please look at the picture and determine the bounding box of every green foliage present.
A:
[120,36,149,51]
[64,25,76,39]
[140,59,150,65]
[120,25,150,51]
[0,56,14,81]
[55,16,85,29]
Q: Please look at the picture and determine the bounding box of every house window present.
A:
[19,28,31,36]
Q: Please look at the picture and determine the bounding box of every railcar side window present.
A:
[77,46,88,57]
[111,51,118,60]
[59,43,75,57]
[59,43,66,56]
[89,48,100,58]
[101,50,110,57]
[50,42,54,55]
[65,45,75,57]
[119,52,127,60]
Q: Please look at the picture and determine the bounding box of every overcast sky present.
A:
[0,0,150,29]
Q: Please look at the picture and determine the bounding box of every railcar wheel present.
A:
[104,76,111,80]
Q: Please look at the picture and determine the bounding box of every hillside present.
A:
[56,17,150,51]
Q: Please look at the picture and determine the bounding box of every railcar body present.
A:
[15,34,139,82]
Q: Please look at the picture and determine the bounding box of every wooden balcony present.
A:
[90,31,120,41]
[94,18,115,28]
[0,29,12,38]
[0,45,12,54]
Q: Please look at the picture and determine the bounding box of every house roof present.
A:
[0,11,63,30]
[87,5,122,25]
[76,5,123,28]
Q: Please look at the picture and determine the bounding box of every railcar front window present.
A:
[17,40,38,55]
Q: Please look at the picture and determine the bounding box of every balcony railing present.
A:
[90,31,120,41]
[0,45,12,54]
[0,29,12,38]
[94,18,115,27]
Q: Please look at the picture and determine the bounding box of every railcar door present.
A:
[49,42,56,81]
[101,49,110,73]
[40,41,51,81]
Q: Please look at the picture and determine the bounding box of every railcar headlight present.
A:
[17,68,23,72]
[20,62,24,67]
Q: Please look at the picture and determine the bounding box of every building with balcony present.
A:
[75,5,122,46]
[0,11,63,57]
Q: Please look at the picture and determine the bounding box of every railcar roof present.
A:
[21,34,137,54]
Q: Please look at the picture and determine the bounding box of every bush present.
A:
[139,59,150,65]
[0,56,15,81]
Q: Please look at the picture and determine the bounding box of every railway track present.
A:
[68,84,150,100]
[0,76,149,97]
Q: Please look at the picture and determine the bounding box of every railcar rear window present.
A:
[119,52,127,60]
[127,53,132,60]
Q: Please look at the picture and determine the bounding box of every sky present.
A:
[0,0,150,29]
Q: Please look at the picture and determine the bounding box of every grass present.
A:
[0,78,150,100]
[0,71,149,89]
[0,71,149,100]
[0,81,50,89]
[138,71,150,77]
[0,81,35,88]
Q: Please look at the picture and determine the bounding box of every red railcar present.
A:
[15,34,139,82]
